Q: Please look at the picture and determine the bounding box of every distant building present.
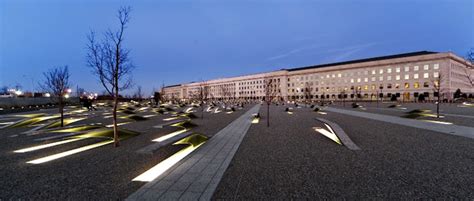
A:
[162,51,474,102]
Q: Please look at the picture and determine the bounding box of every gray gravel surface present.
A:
[213,105,474,199]
[0,104,249,200]
[330,102,474,127]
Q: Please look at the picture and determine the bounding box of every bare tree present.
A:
[219,84,232,108]
[134,85,144,100]
[431,73,444,118]
[303,82,311,107]
[40,66,70,127]
[339,89,347,107]
[198,81,210,118]
[86,6,134,147]
[264,76,278,127]
[464,48,474,87]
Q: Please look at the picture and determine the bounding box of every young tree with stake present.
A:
[40,66,71,127]
[86,6,134,147]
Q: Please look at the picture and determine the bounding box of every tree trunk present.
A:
[113,95,119,147]
[267,103,270,127]
[437,91,440,118]
[60,97,64,127]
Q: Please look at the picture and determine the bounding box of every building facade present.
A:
[162,51,474,102]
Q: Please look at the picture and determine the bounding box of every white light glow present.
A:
[132,142,204,182]
[14,138,82,153]
[163,117,179,121]
[421,120,453,125]
[313,125,342,145]
[26,140,113,164]
[44,93,51,97]
[105,122,130,127]
[251,118,259,124]
[317,112,327,115]
[152,129,188,142]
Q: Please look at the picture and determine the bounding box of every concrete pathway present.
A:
[127,104,261,201]
[326,107,474,139]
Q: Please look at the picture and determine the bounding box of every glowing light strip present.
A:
[0,122,14,125]
[251,118,259,124]
[26,140,113,164]
[421,120,453,125]
[143,114,157,118]
[132,142,205,182]
[152,129,188,142]
[163,117,179,121]
[317,112,327,115]
[105,122,130,128]
[287,111,293,114]
[184,108,193,113]
[226,111,233,114]
[313,126,342,145]
[14,138,83,153]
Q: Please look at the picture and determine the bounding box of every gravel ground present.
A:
[0,104,250,200]
[213,105,474,199]
[329,102,474,127]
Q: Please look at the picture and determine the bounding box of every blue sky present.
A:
[1,0,473,95]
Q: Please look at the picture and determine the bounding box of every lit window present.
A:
[357,78,361,83]
[396,67,400,73]
[424,65,429,70]
[414,74,419,79]
[433,72,439,78]
[338,73,341,78]
[404,74,409,80]
[364,78,368,82]
[414,82,419,88]
[395,83,400,89]
[405,66,409,72]
[379,69,384,74]
[350,79,354,83]
[387,76,392,81]
[371,84,376,90]
[379,76,383,81]
[396,75,400,80]
[414,66,419,71]
[405,83,409,88]
[372,70,376,75]
[424,73,429,78]
[326,75,330,78]
[332,74,335,78]
[434,64,439,70]
[371,77,376,81]
[387,68,392,73]
[364,85,368,90]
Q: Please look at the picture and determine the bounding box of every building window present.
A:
[414,82,419,88]
[371,84,376,90]
[405,83,409,88]
[338,73,341,78]
[433,72,439,78]
[387,76,392,81]
[414,66,419,71]
[423,82,429,88]
[387,83,392,89]
[379,76,383,81]
[371,77,376,81]
[395,83,400,89]
[434,63,439,70]
[364,78,368,82]
[372,70,376,75]
[404,74,409,80]
[379,69,384,74]
[414,73,419,79]
[396,67,400,73]
[387,68,392,73]
[423,73,429,78]
[396,75,400,80]
[357,78,361,83]
[405,66,409,72]
[424,64,429,70]
[364,85,368,90]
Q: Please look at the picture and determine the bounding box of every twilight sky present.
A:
[1,0,473,95]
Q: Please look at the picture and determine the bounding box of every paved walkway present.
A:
[127,104,261,201]
[326,107,474,139]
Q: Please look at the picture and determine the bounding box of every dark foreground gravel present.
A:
[0,104,249,200]
[213,105,474,199]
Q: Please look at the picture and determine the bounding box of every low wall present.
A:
[0,97,80,108]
